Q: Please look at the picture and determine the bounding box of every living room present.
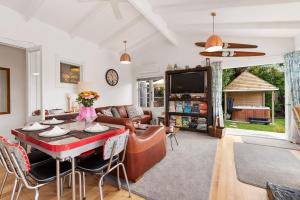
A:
[0,0,300,200]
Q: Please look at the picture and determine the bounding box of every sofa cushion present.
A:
[111,107,121,118]
[102,108,113,117]
[126,106,144,118]
[117,106,128,118]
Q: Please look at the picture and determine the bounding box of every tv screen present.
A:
[171,72,205,93]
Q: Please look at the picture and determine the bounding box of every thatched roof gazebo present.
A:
[224,71,279,123]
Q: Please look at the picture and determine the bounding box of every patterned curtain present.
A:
[284,51,300,143]
[211,61,224,127]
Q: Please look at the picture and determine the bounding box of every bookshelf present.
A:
[165,66,212,133]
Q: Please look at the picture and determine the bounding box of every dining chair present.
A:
[76,130,131,200]
[4,141,82,200]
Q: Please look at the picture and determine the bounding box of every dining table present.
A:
[11,120,126,200]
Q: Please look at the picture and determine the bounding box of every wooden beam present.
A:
[23,0,45,21]
[127,0,178,46]
[98,15,143,47]
[121,31,158,53]
[68,4,104,37]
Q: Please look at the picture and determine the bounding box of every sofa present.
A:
[95,105,167,181]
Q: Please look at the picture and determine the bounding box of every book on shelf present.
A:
[199,102,208,115]
[189,117,198,129]
[175,116,182,127]
[184,101,191,113]
[182,116,190,128]
[175,101,183,113]
[191,101,200,113]
[196,123,207,131]
[169,101,175,112]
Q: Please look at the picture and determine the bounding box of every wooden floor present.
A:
[1,134,298,200]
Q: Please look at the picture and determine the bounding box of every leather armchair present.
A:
[124,126,166,182]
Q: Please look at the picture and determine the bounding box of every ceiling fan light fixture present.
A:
[205,12,223,52]
[205,35,223,52]
[120,40,131,64]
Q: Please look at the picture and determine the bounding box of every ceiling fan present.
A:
[195,12,265,57]
[200,51,265,57]
[78,0,126,20]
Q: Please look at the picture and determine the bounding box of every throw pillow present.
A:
[111,107,121,118]
[126,106,144,118]
[102,108,113,117]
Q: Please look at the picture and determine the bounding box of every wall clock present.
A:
[105,69,119,86]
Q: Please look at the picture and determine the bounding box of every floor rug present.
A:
[109,131,218,200]
[242,136,300,150]
[234,143,300,189]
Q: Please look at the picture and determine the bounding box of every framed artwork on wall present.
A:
[60,62,81,84]
[55,56,84,88]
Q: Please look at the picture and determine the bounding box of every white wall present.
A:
[0,5,134,138]
[0,44,26,140]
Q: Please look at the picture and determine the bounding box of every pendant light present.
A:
[205,12,223,52]
[120,40,131,64]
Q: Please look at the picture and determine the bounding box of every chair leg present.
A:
[10,178,18,200]
[120,163,131,198]
[0,171,8,198]
[75,172,82,200]
[82,172,86,200]
[15,183,23,200]
[68,174,71,188]
[174,134,179,146]
[98,175,105,200]
[117,165,121,190]
[34,189,39,200]
[60,178,64,197]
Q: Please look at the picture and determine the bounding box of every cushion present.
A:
[117,106,128,118]
[111,107,121,118]
[126,106,144,118]
[102,108,113,117]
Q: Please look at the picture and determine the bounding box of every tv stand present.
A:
[165,67,212,134]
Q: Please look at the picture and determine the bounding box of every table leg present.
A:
[56,159,61,200]
[71,157,76,200]
[174,134,179,146]
[169,136,173,151]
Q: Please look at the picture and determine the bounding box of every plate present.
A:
[84,126,109,133]
[22,125,50,131]
[39,129,70,137]
[42,120,64,125]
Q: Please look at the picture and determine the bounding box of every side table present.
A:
[166,127,180,151]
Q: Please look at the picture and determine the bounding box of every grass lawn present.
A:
[225,118,285,133]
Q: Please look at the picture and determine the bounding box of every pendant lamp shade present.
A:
[120,40,131,64]
[205,35,223,52]
[205,12,223,52]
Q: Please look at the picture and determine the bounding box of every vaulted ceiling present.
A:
[0,0,299,51]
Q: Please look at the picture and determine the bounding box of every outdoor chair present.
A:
[76,130,131,200]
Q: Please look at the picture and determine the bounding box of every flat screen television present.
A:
[171,72,205,93]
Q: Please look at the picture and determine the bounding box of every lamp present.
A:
[120,40,131,64]
[205,12,223,52]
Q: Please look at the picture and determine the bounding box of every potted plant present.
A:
[76,91,99,124]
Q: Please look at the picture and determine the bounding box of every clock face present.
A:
[105,69,119,86]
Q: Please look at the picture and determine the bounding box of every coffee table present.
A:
[166,127,180,151]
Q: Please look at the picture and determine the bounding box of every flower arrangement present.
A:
[76,91,99,107]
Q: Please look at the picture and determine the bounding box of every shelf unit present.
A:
[165,67,213,133]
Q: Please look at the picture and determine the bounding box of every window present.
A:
[137,77,165,108]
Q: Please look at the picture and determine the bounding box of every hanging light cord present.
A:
[123,40,127,53]
[211,12,216,35]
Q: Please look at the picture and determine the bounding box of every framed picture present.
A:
[55,56,84,88]
[60,62,81,84]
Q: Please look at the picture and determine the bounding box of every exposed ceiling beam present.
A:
[127,0,178,46]
[98,15,143,47]
[153,0,300,12]
[170,21,300,30]
[68,4,104,37]
[120,31,158,53]
[110,0,122,19]
[23,0,45,21]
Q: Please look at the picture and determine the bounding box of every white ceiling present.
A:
[0,0,299,51]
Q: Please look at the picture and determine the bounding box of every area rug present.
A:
[234,143,300,189]
[242,136,300,150]
[109,131,218,200]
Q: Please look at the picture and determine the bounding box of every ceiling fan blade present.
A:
[200,51,265,57]
[110,0,122,20]
[195,42,258,49]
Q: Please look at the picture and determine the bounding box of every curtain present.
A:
[284,51,300,143]
[211,61,224,127]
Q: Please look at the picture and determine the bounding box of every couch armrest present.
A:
[143,110,153,119]
[127,126,166,153]
[96,115,135,132]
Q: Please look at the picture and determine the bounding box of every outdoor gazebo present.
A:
[224,71,279,124]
